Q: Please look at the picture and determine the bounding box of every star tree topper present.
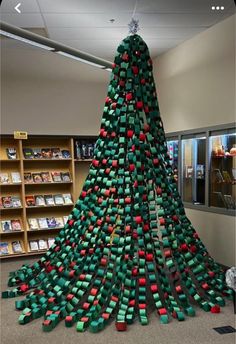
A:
[128,18,140,35]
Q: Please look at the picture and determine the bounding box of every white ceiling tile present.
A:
[43,13,132,28]
[38,0,137,13]
[137,0,234,13]
[0,0,41,13]
[47,26,202,41]
[0,13,45,28]
[136,13,225,27]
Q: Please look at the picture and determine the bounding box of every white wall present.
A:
[154,15,235,266]
[154,15,235,133]
[1,77,107,136]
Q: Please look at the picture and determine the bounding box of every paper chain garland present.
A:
[2,34,233,333]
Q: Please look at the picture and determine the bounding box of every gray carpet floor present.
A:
[1,257,235,344]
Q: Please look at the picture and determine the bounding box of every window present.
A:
[181,136,206,205]
[210,131,236,209]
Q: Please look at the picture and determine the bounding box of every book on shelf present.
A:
[61,149,71,159]
[11,219,22,231]
[223,195,235,209]
[212,169,224,183]
[25,195,36,207]
[61,172,71,182]
[28,218,39,230]
[38,239,48,250]
[29,240,39,251]
[2,196,13,208]
[212,192,226,208]
[51,171,62,182]
[44,194,55,206]
[0,242,9,255]
[55,217,64,228]
[41,172,52,183]
[24,172,33,183]
[12,196,22,208]
[63,216,69,224]
[185,165,193,178]
[46,217,57,228]
[32,173,43,183]
[1,220,12,232]
[75,141,95,159]
[11,172,21,183]
[23,148,34,159]
[32,148,42,159]
[41,148,52,159]
[35,195,46,206]
[232,168,236,180]
[0,173,10,184]
[222,171,232,183]
[6,148,17,160]
[52,148,62,159]
[48,237,55,248]
[12,240,23,253]
[63,193,73,204]
[54,194,64,205]
[38,218,48,229]
[196,165,204,179]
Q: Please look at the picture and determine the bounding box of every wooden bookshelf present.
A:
[0,135,96,258]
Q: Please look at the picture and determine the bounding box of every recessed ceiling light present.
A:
[212,6,215,10]
[221,6,224,10]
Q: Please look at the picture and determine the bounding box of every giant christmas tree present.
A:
[2,33,232,333]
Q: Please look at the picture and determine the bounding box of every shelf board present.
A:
[0,231,24,235]
[25,182,73,186]
[0,250,47,259]
[23,159,72,161]
[28,227,62,233]
[26,204,73,209]
[0,252,26,259]
[74,159,92,162]
[0,159,20,162]
[0,207,23,211]
[0,183,22,186]
[212,155,236,158]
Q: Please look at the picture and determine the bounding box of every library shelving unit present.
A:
[0,135,96,259]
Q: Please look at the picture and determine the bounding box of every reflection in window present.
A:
[182,137,206,204]
[210,133,236,209]
[167,140,178,183]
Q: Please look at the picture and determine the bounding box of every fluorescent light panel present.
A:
[0,30,53,51]
[0,29,112,71]
[56,51,105,68]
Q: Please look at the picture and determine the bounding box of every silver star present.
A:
[128,18,140,35]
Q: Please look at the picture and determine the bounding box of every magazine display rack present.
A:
[0,135,95,258]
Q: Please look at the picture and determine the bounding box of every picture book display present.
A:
[1,219,22,232]
[0,172,21,184]
[11,172,21,183]
[0,173,10,184]
[38,239,48,250]
[28,218,39,230]
[29,240,39,251]
[12,240,23,253]
[25,195,36,207]
[1,196,21,208]
[54,194,64,205]
[27,216,66,230]
[6,148,17,160]
[24,171,71,184]
[44,194,55,206]
[35,195,46,206]
[0,242,9,255]
[23,147,71,160]
[75,140,95,160]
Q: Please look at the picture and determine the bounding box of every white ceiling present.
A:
[0,0,235,59]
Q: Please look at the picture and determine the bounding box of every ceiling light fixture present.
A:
[0,30,53,50]
[56,51,105,68]
[0,21,113,72]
